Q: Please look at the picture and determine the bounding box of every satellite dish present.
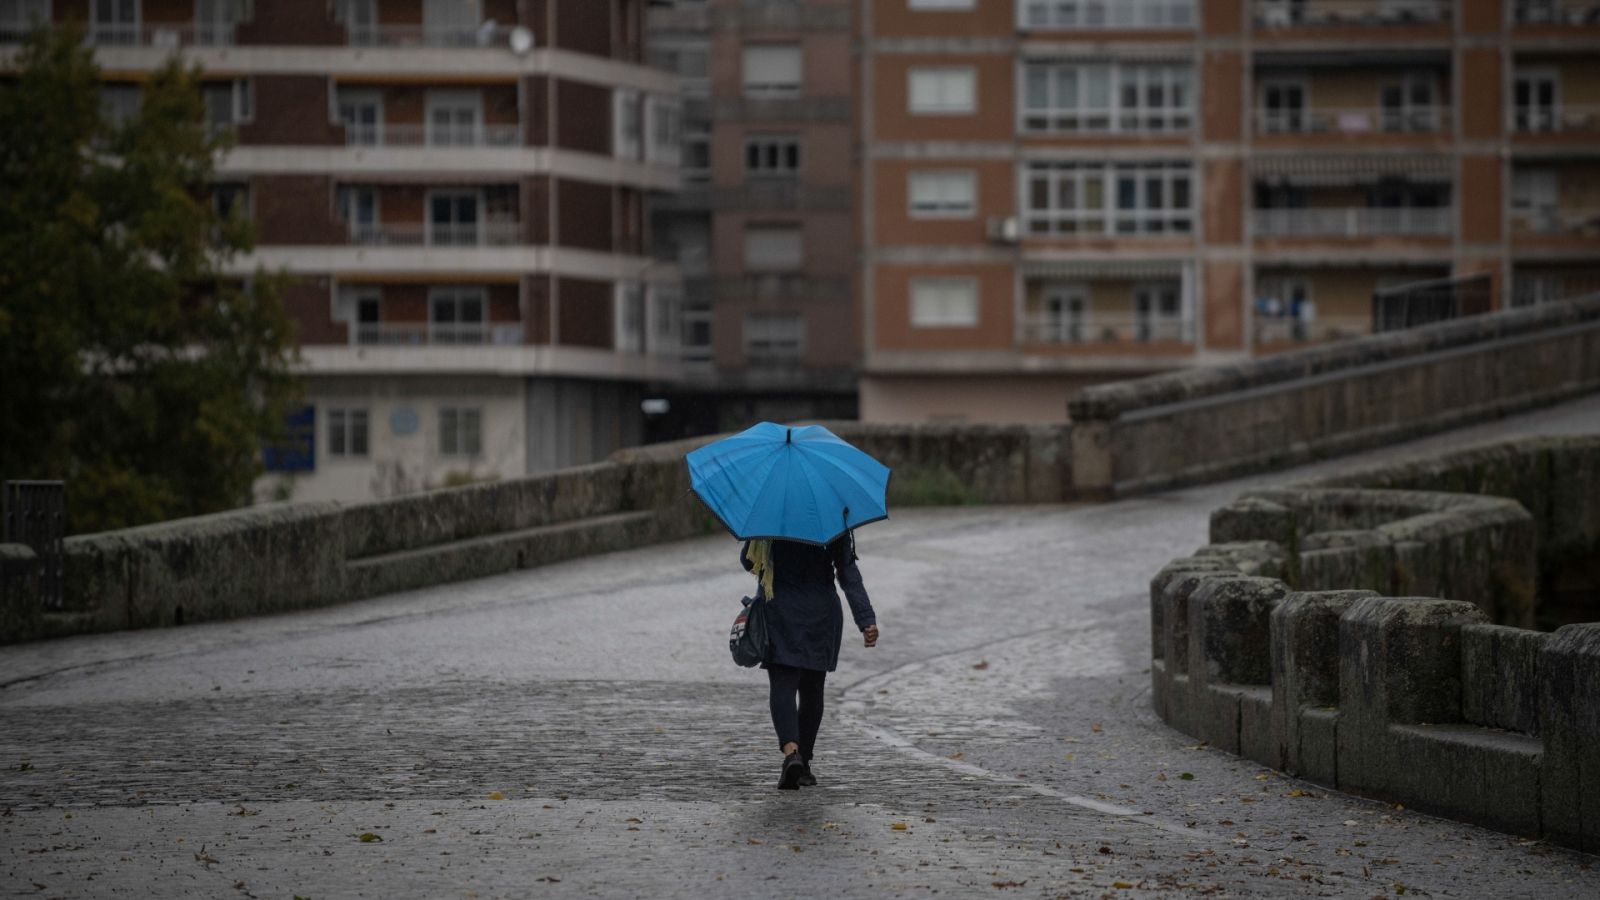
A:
[509,25,533,54]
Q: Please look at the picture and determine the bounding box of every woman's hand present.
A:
[863,624,879,648]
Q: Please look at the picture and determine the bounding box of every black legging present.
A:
[768,664,826,761]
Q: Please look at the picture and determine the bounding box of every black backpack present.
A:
[729,594,770,668]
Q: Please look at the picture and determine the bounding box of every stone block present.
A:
[1238,686,1275,767]
[1336,596,1486,799]
[1296,708,1339,787]
[1385,724,1542,837]
[1189,575,1287,688]
[1270,590,1374,778]
[1209,497,1296,547]
[1297,530,1393,594]
[1539,623,1600,853]
[1460,623,1544,735]
[1193,540,1287,579]
[0,543,41,643]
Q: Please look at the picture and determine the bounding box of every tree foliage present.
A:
[0,24,299,534]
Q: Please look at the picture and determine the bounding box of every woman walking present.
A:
[742,533,879,790]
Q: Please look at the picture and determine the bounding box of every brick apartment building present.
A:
[644,0,859,437]
[859,0,1600,423]
[1,0,683,502]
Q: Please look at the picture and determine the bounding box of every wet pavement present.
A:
[3,395,1599,898]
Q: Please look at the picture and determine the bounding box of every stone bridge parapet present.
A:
[1151,436,1600,852]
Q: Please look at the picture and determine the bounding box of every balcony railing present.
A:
[1510,106,1600,134]
[1512,1,1600,25]
[1253,316,1372,344]
[1254,106,1451,135]
[347,222,524,247]
[344,123,523,148]
[1018,0,1197,29]
[346,24,514,48]
[58,22,241,47]
[1253,207,1452,237]
[1510,208,1600,236]
[1252,0,1451,28]
[1018,315,1195,345]
[353,322,524,346]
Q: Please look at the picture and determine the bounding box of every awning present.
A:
[1252,155,1453,186]
[1021,259,1186,280]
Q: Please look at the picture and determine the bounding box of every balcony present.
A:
[348,222,524,247]
[1252,0,1451,29]
[1512,1,1600,25]
[64,22,240,47]
[353,322,524,346]
[1017,315,1194,346]
[1254,106,1450,137]
[1253,316,1371,345]
[1511,208,1600,238]
[1253,207,1452,238]
[344,123,522,148]
[1018,0,1197,30]
[346,24,515,49]
[1510,106,1600,135]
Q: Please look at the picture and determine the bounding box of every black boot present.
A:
[797,762,817,787]
[777,751,805,790]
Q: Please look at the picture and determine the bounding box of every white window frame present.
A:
[1379,72,1439,132]
[1133,280,1187,342]
[426,188,483,246]
[1511,68,1560,133]
[1,0,51,37]
[910,278,980,328]
[744,133,802,179]
[742,224,804,272]
[425,89,482,146]
[335,88,383,146]
[343,285,383,344]
[1037,283,1087,343]
[743,312,807,362]
[908,66,976,115]
[742,43,803,99]
[646,95,680,166]
[336,185,380,243]
[1257,76,1308,134]
[90,0,139,45]
[428,286,487,344]
[194,0,250,46]
[1021,60,1193,134]
[203,79,253,129]
[648,284,681,357]
[326,407,370,459]
[1018,0,1195,29]
[614,282,646,354]
[908,169,977,219]
[1023,161,1194,237]
[910,0,975,8]
[422,0,480,45]
[613,88,641,160]
[438,406,483,458]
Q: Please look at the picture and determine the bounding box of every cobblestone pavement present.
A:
[3,395,1599,898]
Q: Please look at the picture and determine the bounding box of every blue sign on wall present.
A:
[263,405,316,473]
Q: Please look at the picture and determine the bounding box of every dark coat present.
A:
[741,534,876,673]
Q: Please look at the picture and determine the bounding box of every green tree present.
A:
[0,24,299,534]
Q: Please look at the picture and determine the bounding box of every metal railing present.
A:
[346,23,513,48]
[353,322,524,346]
[1017,314,1195,345]
[347,222,523,247]
[1253,207,1453,237]
[1510,106,1600,134]
[344,123,522,148]
[1018,0,1197,29]
[1253,316,1372,343]
[1252,0,1451,28]
[1510,208,1600,236]
[1511,271,1600,307]
[1512,1,1600,25]
[3,480,64,610]
[66,22,240,47]
[1254,106,1451,135]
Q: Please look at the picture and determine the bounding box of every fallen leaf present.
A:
[625,817,643,824]
[1180,772,1195,781]
[1091,723,1103,733]
[487,791,505,801]
[891,822,909,831]
[948,751,965,760]
[992,880,1026,888]
[1113,881,1135,889]
[972,660,990,670]
[358,833,382,843]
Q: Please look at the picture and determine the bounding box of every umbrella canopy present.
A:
[686,422,891,546]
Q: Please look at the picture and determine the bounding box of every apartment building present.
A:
[644,0,858,438]
[860,0,1600,423]
[0,0,684,501]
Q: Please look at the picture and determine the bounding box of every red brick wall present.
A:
[239,76,341,146]
[556,277,614,349]
[554,0,611,57]
[237,0,344,45]
[555,80,610,155]
[557,180,614,251]
[253,176,345,245]
[281,279,344,345]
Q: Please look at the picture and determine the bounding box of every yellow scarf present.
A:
[747,539,775,600]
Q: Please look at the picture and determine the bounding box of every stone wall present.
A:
[1,422,1073,644]
[1151,436,1600,852]
[1070,294,1600,497]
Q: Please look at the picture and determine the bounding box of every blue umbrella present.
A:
[686,422,891,546]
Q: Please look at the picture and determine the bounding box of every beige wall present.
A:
[861,374,1104,425]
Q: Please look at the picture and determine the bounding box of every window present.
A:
[742,44,802,98]
[910,278,979,327]
[1023,161,1192,236]
[335,0,376,44]
[1037,284,1086,343]
[910,0,974,8]
[438,407,482,457]
[1511,170,1558,230]
[337,186,379,243]
[1023,61,1191,133]
[327,408,370,458]
[348,289,382,344]
[422,0,479,46]
[909,67,976,114]
[1020,0,1194,29]
[1133,281,1185,342]
[99,83,141,126]
[650,285,681,356]
[426,90,481,145]
[1512,70,1558,133]
[743,312,806,362]
[614,89,641,160]
[648,97,680,166]
[429,287,486,344]
[615,283,646,353]
[909,170,976,218]
[745,134,801,178]
[428,190,480,245]
[194,0,249,46]
[202,80,252,131]
[1380,73,1437,132]
[1,0,51,39]
[91,0,138,45]
[1258,79,1305,133]
[337,89,381,146]
[743,225,803,271]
